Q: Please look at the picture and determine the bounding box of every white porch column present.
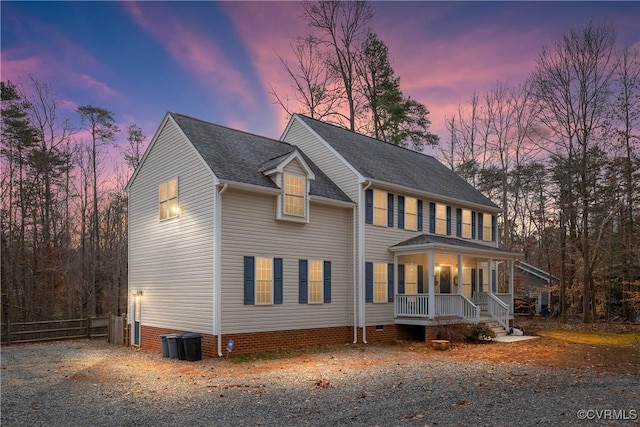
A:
[394,253,398,318]
[488,258,494,294]
[509,260,515,313]
[457,255,463,295]
[428,250,435,319]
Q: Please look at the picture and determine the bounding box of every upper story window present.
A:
[284,174,306,217]
[404,197,418,231]
[373,190,388,226]
[482,213,493,242]
[462,209,472,238]
[159,178,179,220]
[435,203,447,235]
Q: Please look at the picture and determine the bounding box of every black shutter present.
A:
[397,196,404,229]
[398,264,405,294]
[456,208,462,237]
[274,258,283,304]
[387,263,394,302]
[478,213,484,240]
[243,256,255,305]
[365,189,373,224]
[471,211,476,239]
[298,259,308,304]
[323,261,332,303]
[365,262,373,303]
[429,202,436,233]
[388,193,394,227]
[417,200,423,231]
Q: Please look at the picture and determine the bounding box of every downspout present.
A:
[359,181,371,344]
[215,183,228,357]
[353,205,358,343]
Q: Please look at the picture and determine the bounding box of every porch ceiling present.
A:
[390,234,522,259]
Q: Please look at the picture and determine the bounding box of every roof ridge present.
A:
[171,112,296,148]
[294,113,438,160]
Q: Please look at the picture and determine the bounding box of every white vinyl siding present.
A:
[128,118,214,334]
[221,189,352,334]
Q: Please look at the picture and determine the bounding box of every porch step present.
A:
[479,316,508,337]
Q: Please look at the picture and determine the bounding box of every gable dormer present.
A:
[261,150,315,223]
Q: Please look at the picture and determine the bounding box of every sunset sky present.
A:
[2,1,639,159]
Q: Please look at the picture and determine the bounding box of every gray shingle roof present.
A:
[295,115,498,209]
[170,113,351,203]
[392,234,518,256]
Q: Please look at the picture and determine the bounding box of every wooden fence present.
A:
[0,316,124,345]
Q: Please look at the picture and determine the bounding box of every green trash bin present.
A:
[182,333,202,361]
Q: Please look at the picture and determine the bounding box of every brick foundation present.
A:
[137,323,425,357]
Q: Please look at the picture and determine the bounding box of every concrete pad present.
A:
[493,335,540,343]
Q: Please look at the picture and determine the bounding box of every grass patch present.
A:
[538,329,640,346]
[230,343,346,364]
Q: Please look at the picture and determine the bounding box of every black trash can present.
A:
[182,333,202,361]
[166,334,179,359]
[160,335,170,357]
[175,333,187,360]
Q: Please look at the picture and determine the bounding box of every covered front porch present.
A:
[390,235,521,331]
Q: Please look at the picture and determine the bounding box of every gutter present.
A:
[359,181,371,344]
[215,183,228,357]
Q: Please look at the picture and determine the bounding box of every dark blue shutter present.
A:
[365,189,373,224]
[471,211,476,239]
[365,262,373,303]
[398,264,405,294]
[243,256,255,305]
[397,196,404,229]
[417,265,424,294]
[492,215,497,242]
[323,261,331,303]
[446,206,452,235]
[298,259,308,304]
[387,263,394,302]
[456,208,462,237]
[274,258,283,304]
[417,200,423,231]
[429,202,436,233]
[478,213,484,240]
[387,193,394,227]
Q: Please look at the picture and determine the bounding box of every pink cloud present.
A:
[124,1,257,109]
[75,73,119,97]
[0,52,45,82]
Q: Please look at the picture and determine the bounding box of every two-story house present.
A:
[127,112,520,356]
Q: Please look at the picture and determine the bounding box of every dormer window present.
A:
[284,174,306,217]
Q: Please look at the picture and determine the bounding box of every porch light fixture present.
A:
[134,290,144,300]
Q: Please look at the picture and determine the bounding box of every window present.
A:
[374,263,388,303]
[483,213,492,242]
[405,264,418,294]
[435,203,446,234]
[284,174,305,217]
[159,178,179,220]
[308,260,323,303]
[462,209,472,238]
[256,257,273,305]
[299,259,331,304]
[404,197,418,231]
[373,190,387,226]
[244,257,283,305]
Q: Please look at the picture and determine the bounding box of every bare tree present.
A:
[529,21,617,322]
[302,0,373,131]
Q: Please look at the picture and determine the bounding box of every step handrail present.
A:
[486,293,509,331]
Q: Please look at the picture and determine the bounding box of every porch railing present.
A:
[494,293,512,314]
[395,294,479,323]
[487,293,510,330]
[473,292,488,312]
[395,294,428,318]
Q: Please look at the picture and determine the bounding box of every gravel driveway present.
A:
[1,340,638,426]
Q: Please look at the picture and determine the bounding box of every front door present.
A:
[133,294,141,346]
[440,266,452,293]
